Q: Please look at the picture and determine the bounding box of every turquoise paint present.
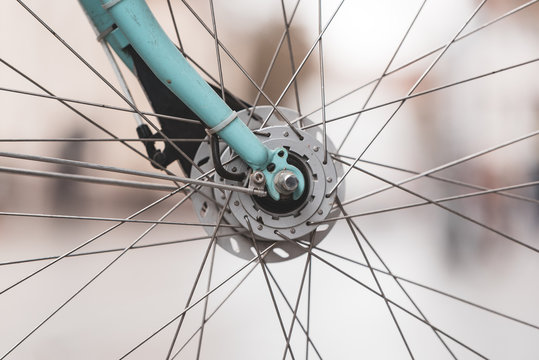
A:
[78,0,134,71]
[79,0,305,200]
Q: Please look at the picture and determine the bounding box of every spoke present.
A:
[282,238,313,360]
[318,0,328,164]
[0,137,206,143]
[208,0,225,100]
[245,0,302,126]
[328,0,487,196]
[0,211,234,228]
[180,0,304,139]
[14,1,209,175]
[0,58,177,174]
[195,240,217,360]
[166,0,184,52]
[170,262,260,359]
[165,192,233,359]
[280,0,302,116]
[260,0,347,130]
[313,246,539,331]
[0,85,199,124]
[119,242,277,359]
[325,158,538,253]
[0,231,246,267]
[294,0,539,126]
[303,57,539,130]
[336,0,427,152]
[244,217,296,360]
[265,266,324,360]
[0,190,193,359]
[340,130,539,206]
[0,188,186,295]
[311,252,489,359]
[332,154,539,205]
[337,201,415,359]
[0,166,180,192]
[338,201,457,358]
[305,255,312,360]
[316,181,539,225]
[0,151,266,196]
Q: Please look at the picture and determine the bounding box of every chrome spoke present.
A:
[15,0,204,174]
[314,246,539,331]
[180,0,304,139]
[260,0,347,130]
[294,0,539,126]
[311,252,488,359]
[332,154,539,205]
[323,159,538,252]
[119,242,277,359]
[0,189,194,359]
[280,0,302,116]
[245,0,302,126]
[0,151,266,196]
[340,130,539,206]
[337,201,415,359]
[0,84,198,124]
[318,0,328,164]
[165,192,234,359]
[0,211,234,228]
[170,262,260,359]
[282,238,313,360]
[303,58,539,130]
[336,0,427,152]
[265,265,324,360]
[245,217,296,360]
[328,0,487,196]
[0,232,245,267]
[0,188,186,295]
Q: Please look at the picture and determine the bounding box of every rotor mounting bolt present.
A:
[326,177,333,183]
[283,131,289,137]
[290,228,296,234]
[317,209,323,215]
[313,146,319,152]
[274,170,299,195]
[233,200,240,206]
[257,224,263,230]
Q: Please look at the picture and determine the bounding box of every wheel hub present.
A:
[191,106,342,262]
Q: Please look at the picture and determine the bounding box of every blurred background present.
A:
[0,0,538,358]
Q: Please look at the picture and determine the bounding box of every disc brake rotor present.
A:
[190,106,343,262]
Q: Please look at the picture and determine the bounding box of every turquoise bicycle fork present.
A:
[78,0,305,201]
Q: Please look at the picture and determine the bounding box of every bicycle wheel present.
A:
[1,0,538,359]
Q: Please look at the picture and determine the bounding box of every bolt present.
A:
[231,166,237,172]
[326,177,333,183]
[283,131,289,137]
[313,146,319,152]
[253,171,265,185]
[290,228,296,234]
[233,200,240,206]
[257,224,263,231]
[317,209,323,215]
[274,170,299,195]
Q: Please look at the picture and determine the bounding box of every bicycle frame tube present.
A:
[78,0,305,200]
